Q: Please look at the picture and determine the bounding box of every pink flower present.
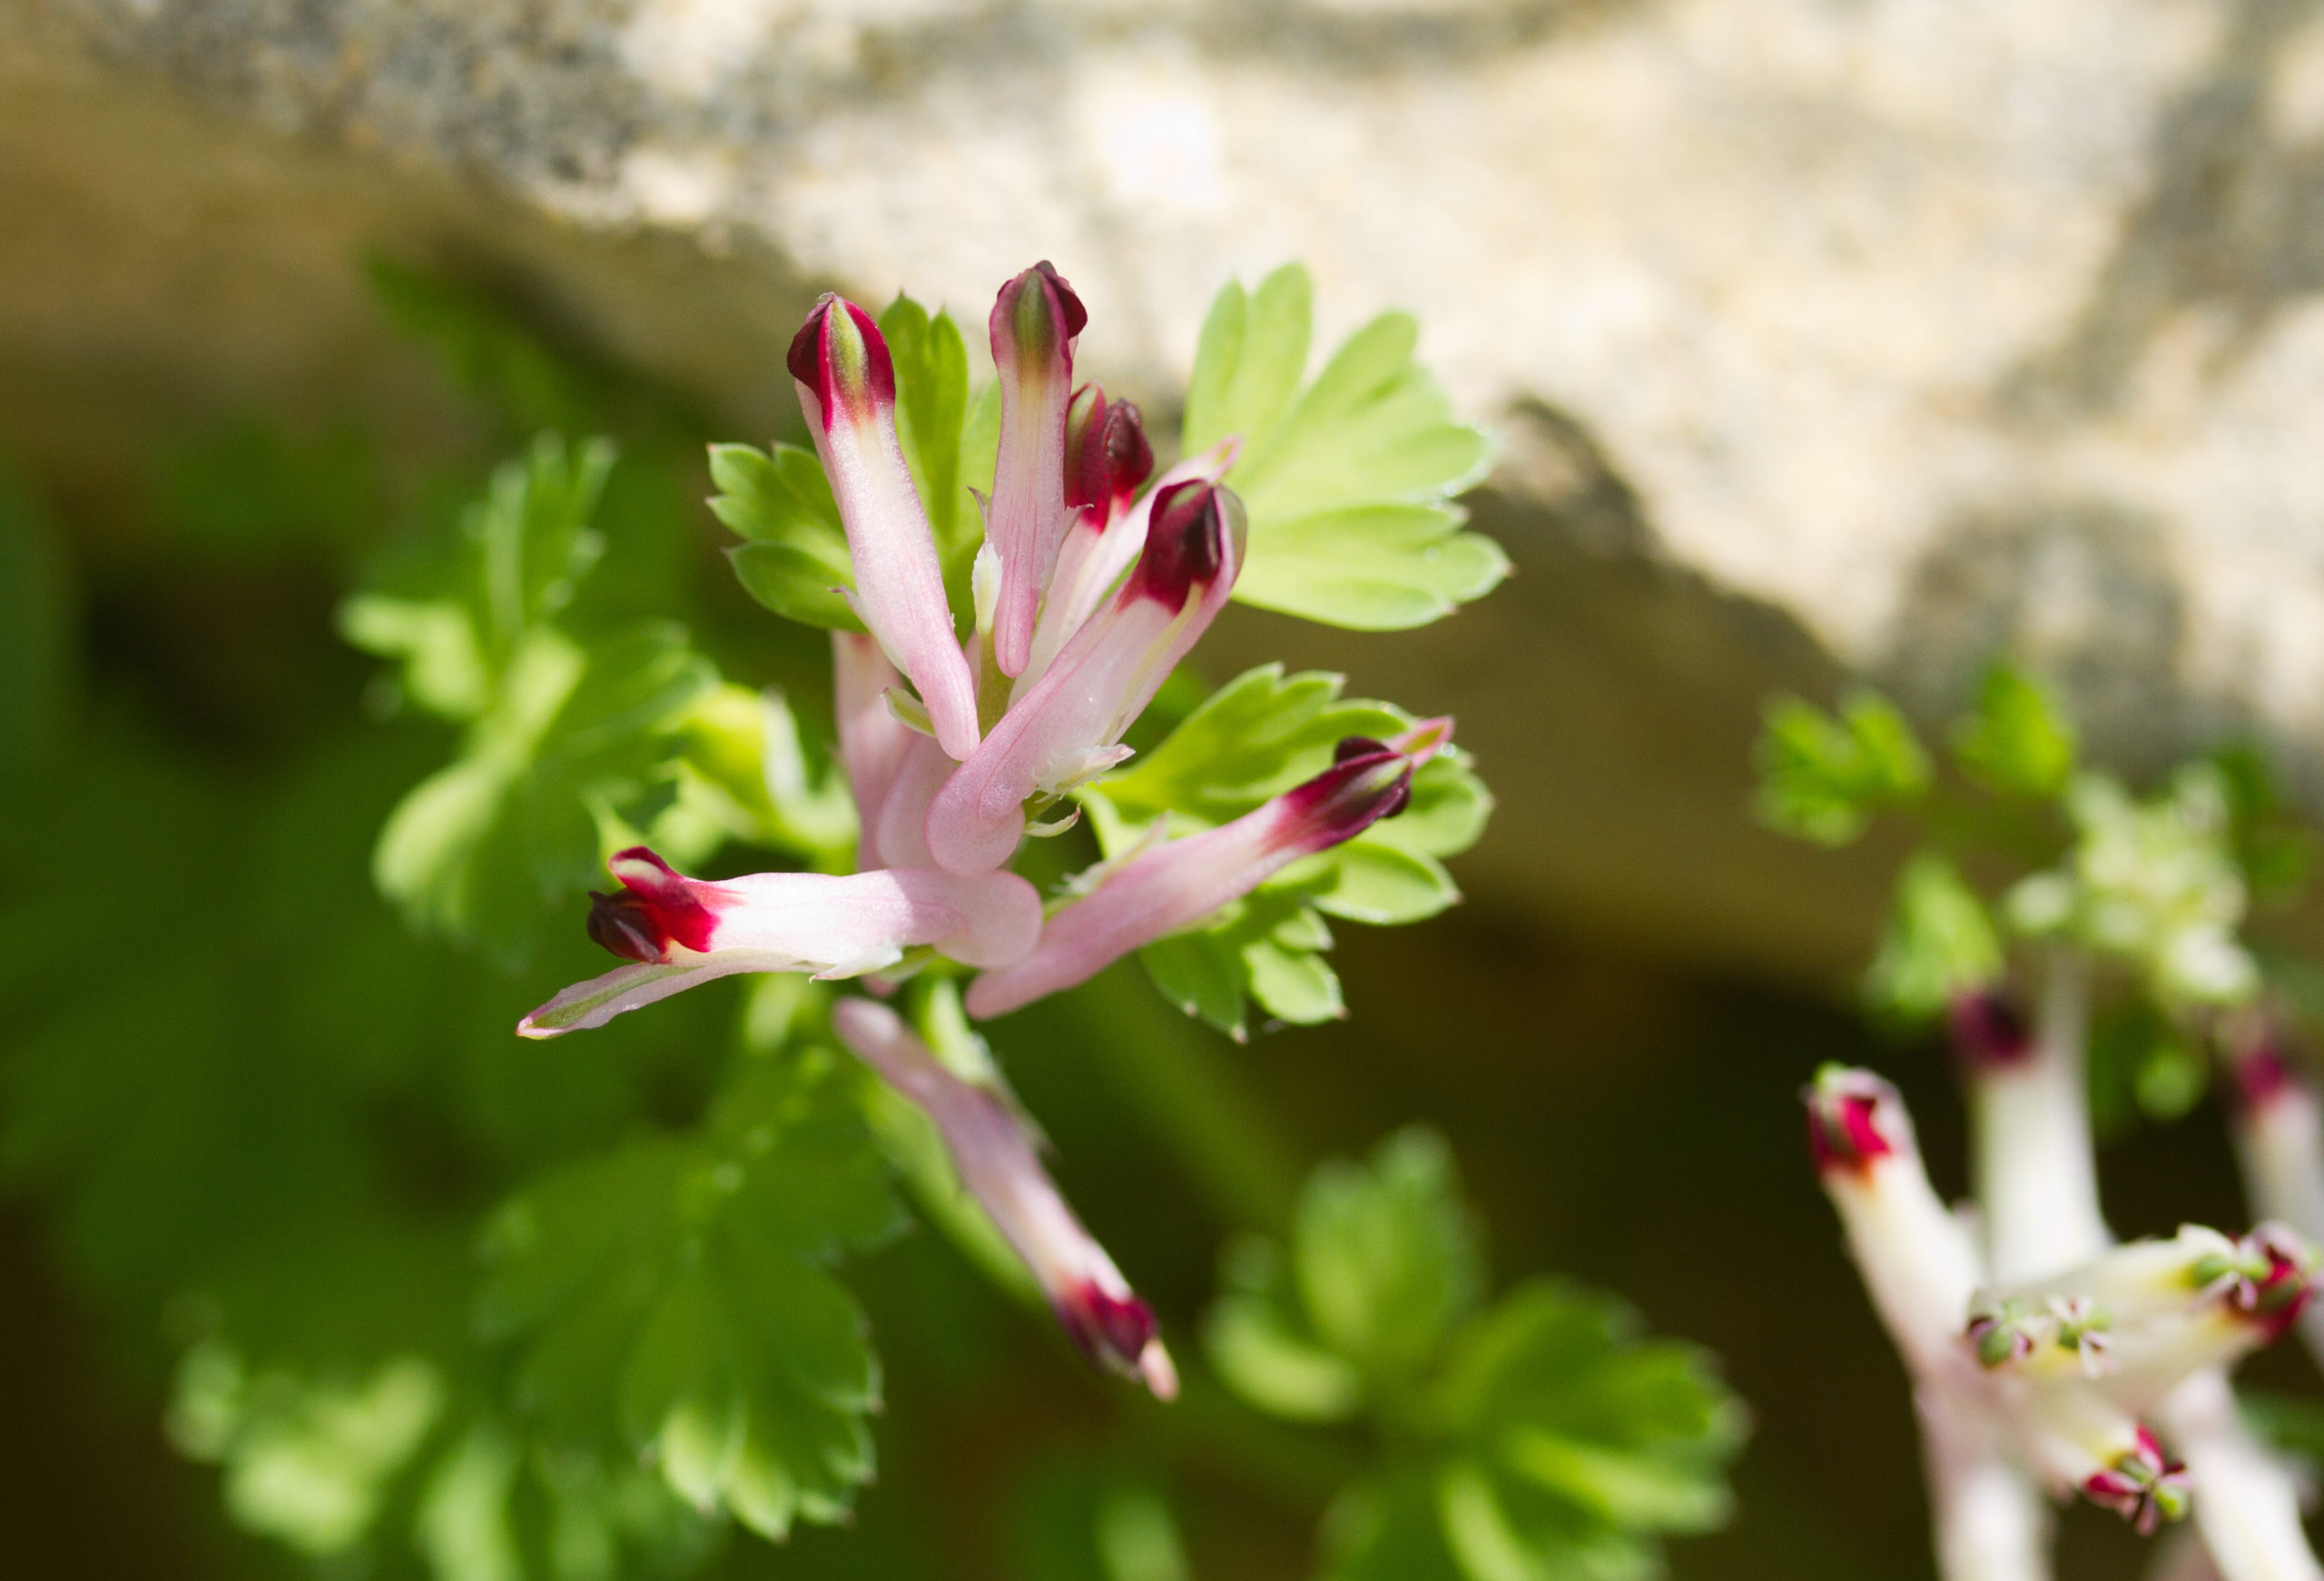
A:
[985,263,1088,680]
[966,722,1450,1019]
[517,847,1039,1036]
[926,480,1247,875]
[790,295,980,760]
[831,997,1177,1397]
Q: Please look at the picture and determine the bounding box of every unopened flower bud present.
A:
[987,262,1088,679]
[925,482,1246,875]
[789,296,980,759]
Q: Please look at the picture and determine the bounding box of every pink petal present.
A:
[926,481,1246,875]
[986,263,1087,679]
[964,727,1437,1017]
[791,295,980,759]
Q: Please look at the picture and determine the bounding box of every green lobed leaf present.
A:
[708,441,863,633]
[1754,687,1932,846]
[880,295,979,569]
[1864,851,2003,1021]
[1085,666,1489,1037]
[1949,661,2077,799]
[371,621,715,968]
[1212,1136,1745,1581]
[476,1046,901,1537]
[1184,265,1503,630]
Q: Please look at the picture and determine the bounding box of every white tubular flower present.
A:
[2158,1369,2324,1581]
[516,846,1041,1037]
[2227,1031,2324,1367]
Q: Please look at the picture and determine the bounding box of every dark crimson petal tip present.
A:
[1030,261,1088,340]
[1132,481,1242,610]
[1334,736,1392,764]
[1946,988,2034,1072]
[585,846,721,961]
[1805,1075,1895,1174]
[1056,1280,1157,1377]
[786,294,894,426]
[2228,1024,2304,1115]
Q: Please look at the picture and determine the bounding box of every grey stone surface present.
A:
[13,0,2324,975]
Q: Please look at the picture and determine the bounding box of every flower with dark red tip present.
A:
[987,262,1088,679]
[788,294,980,760]
[1946,987,2034,1070]
[965,721,1451,1020]
[831,997,1177,1398]
[517,845,1041,1037]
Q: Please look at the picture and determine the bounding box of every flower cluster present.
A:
[517,265,1451,1393]
[1807,1065,2318,1567]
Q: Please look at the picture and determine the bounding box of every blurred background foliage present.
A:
[2,256,2312,1581]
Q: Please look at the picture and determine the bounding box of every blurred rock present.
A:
[14,0,2324,975]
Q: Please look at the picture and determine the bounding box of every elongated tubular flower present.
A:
[2225,1028,2324,1365]
[926,480,1246,875]
[517,847,1040,1036]
[966,723,1450,1020]
[2157,1369,2324,1581]
[1967,1227,2317,1401]
[1019,434,1236,697]
[790,295,980,759]
[986,262,1088,680]
[1805,1068,2186,1535]
[830,997,1177,1398]
[1961,955,2111,1286]
[1807,1067,1984,1372]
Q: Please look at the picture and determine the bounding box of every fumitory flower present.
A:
[790,293,981,760]
[1805,1066,2316,1538]
[520,262,1482,1398]
[517,847,1040,1036]
[986,262,1088,681]
[925,478,1246,874]
[966,720,1451,1018]
[832,996,1177,1398]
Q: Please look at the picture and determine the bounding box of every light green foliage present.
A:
[171,1345,445,1555]
[345,435,724,966]
[2088,999,2211,1134]
[2007,767,2258,1007]
[714,293,988,635]
[1206,1131,1745,1581]
[1185,264,1504,629]
[1949,663,2077,799]
[880,295,983,604]
[1079,666,1492,1038]
[476,1046,904,1540]
[709,440,862,633]
[1865,851,2003,1020]
[1753,688,1932,845]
